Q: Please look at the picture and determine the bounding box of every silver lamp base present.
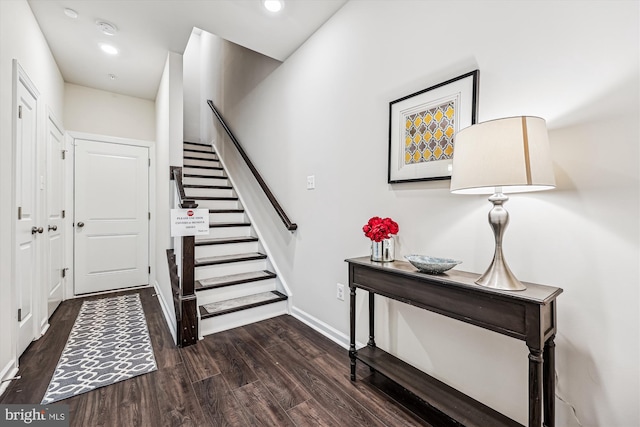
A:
[476,192,526,291]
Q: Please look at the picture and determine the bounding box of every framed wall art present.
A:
[388,70,479,183]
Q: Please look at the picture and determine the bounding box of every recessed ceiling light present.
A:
[100,43,119,55]
[96,20,118,36]
[108,74,117,80]
[263,0,284,13]
[64,8,78,19]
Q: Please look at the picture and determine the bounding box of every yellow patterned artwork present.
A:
[388,70,478,183]
[404,101,456,165]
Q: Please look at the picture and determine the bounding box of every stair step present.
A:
[183,176,230,186]
[184,172,227,179]
[183,164,224,170]
[184,141,210,147]
[209,222,250,228]
[194,196,238,201]
[184,184,232,190]
[184,147,213,152]
[187,188,235,198]
[195,199,241,211]
[196,270,277,291]
[195,252,266,267]
[199,291,287,319]
[184,149,214,156]
[209,209,244,213]
[195,236,258,246]
[184,155,218,161]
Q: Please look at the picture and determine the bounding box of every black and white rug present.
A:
[41,293,157,404]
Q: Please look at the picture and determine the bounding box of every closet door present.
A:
[74,139,149,295]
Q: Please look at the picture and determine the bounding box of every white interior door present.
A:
[74,139,149,295]
[15,67,39,356]
[45,114,64,316]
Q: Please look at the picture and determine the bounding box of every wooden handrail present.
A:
[207,100,297,231]
[170,166,197,209]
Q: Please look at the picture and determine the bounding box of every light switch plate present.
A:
[307,175,315,190]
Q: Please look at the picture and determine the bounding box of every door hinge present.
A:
[18,207,22,220]
[18,309,22,322]
[62,210,65,218]
[148,158,151,167]
[62,150,67,160]
[148,266,151,274]
[18,105,22,119]
[148,212,151,220]
[62,268,68,278]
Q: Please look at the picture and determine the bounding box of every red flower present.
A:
[362,216,399,242]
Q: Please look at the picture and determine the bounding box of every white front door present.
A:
[74,139,149,295]
[15,66,39,356]
[45,114,64,316]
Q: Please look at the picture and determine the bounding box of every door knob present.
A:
[32,226,43,234]
[77,222,85,228]
[48,225,58,231]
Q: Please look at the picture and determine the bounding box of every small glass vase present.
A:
[371,237,395,262]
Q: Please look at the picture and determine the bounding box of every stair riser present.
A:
[195,259,268,279]
[184,143,213,151]
[208,212,245,223]
[184,152,217,160]
[183,167,225,177]
[185,188,235,198]
[184,159,222,168]
[195,200,241,210]
[199,300,288,336]
[183,177,230,187]
[203,226,252,238]
[195,241,260,258]
[196,279,277,305]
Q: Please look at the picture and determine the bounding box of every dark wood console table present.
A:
[346,257,562,427]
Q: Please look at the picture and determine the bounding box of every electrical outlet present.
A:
[336,283,345,301]
[306,175,315,190]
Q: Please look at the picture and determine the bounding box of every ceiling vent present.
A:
[96,20,118,36]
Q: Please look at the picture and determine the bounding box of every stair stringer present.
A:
[209,140,293,310]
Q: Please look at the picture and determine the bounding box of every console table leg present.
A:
[543,336,556,427]
[367,292,376,348]
[528,348,544,427]
[349,286,357,381]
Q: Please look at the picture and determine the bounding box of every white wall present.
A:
[64,83,155,141]
[193,31,280,144]
[183,30,202,143]
[154,51,184,341]
[200,1,639,426]
[0,0,64,389]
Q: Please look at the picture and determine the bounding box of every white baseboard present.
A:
[153,281,177,343]
[39,322,50,338]
[0,360,18,398]
[290,306,365,350]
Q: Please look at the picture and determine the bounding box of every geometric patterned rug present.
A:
[41,293,157,404]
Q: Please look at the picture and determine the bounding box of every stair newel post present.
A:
[179,200,199,347]
[171,166,199,348]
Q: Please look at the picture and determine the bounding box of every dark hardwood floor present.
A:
[1,287,434,426]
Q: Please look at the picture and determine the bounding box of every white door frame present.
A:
[65,132,156,299]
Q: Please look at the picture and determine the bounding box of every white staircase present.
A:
[182,141,288,336]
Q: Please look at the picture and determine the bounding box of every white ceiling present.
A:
[27,0,347,100]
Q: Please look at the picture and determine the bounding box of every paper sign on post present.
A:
[171,208,209,236]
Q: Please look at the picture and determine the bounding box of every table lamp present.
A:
[450,116,555,291]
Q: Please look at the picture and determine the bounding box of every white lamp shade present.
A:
[450,116,556,194]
